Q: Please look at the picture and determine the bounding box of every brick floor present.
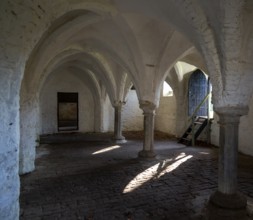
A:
[20,136,253,220]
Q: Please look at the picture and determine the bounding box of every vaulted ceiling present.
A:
[17,0,253,109]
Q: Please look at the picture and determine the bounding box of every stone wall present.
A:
[0,1,253,219]
[239,96,253,156]
[155,94,177,135]
[40,70,95,134]
[122,89,177,135]
[100,90,144,132]
[102,95,114,132]
[0,2,111,217]
[122,90,143,131]
[210,113,220,147]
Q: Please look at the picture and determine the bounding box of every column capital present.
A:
[139,100,157,114]
[215,106,248,125]
[113,100,126,108]
[214,106,248,117]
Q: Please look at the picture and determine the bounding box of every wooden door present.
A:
[188,70,208,117]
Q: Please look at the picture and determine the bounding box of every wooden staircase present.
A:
[178,116,208,146]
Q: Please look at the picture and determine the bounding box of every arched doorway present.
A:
[188,69,209,117]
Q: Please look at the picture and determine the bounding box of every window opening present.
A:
[163,81,173,97]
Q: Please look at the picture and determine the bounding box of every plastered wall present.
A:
[102,95,114,132]
[122,89,177,134]
[239,96,253,156]
[100,89,178,134]
[122,90,143,131]
[40,70,95,134]
[155,94,177,135]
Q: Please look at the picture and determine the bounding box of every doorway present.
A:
[57,92,78,131]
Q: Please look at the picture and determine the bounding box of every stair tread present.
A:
[179,118,209,146]
[194,122,203,125]
[196,115,207,118]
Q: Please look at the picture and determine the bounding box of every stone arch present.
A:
[20,50,115,174]
[2,4,120,218]
[22,10,144,106]
[114,0,223,106]
[39,66,100,134]
[123,79,135,102]
[164,59,206,137]
[19,11,110,175]
[66,66,103,132]
[2,2,253,219]
[155,46,196,106]
[41,52,118,103]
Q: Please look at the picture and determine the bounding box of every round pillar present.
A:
[208,107,248,220]
[112,101,126,144]
[138,101,156,158]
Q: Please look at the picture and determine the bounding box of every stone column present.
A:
[112,101,126,143]
[208,107,248,220]
[138,101,156,158]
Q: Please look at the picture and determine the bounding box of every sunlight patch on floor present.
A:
[92,145,121,155]
[156,155,193,178]
[123,153,193,193]
[199,152,209,155]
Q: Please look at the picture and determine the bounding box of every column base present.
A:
[207,191,248,220]
[112,136,127,144]
[138,150,156,158]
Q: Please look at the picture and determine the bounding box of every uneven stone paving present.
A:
[20,138,253,220]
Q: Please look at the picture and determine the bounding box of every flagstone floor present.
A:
[20,134,253,220]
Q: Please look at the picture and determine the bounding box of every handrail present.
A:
[189,92,211,121]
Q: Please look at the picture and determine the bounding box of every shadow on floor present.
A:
[20,133,253,220]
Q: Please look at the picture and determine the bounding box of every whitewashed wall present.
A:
[102,95,114,132]
[155,95,177,135]
[210,113,219,147]
[239,96,253,156]
[98,90,143,133]
[122,90,143,131]
[40,70,95,134]
[102,89,177,133]
[121,89,177,134]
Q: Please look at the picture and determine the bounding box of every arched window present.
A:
[188,69,209,116]
[163,81,173,97]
